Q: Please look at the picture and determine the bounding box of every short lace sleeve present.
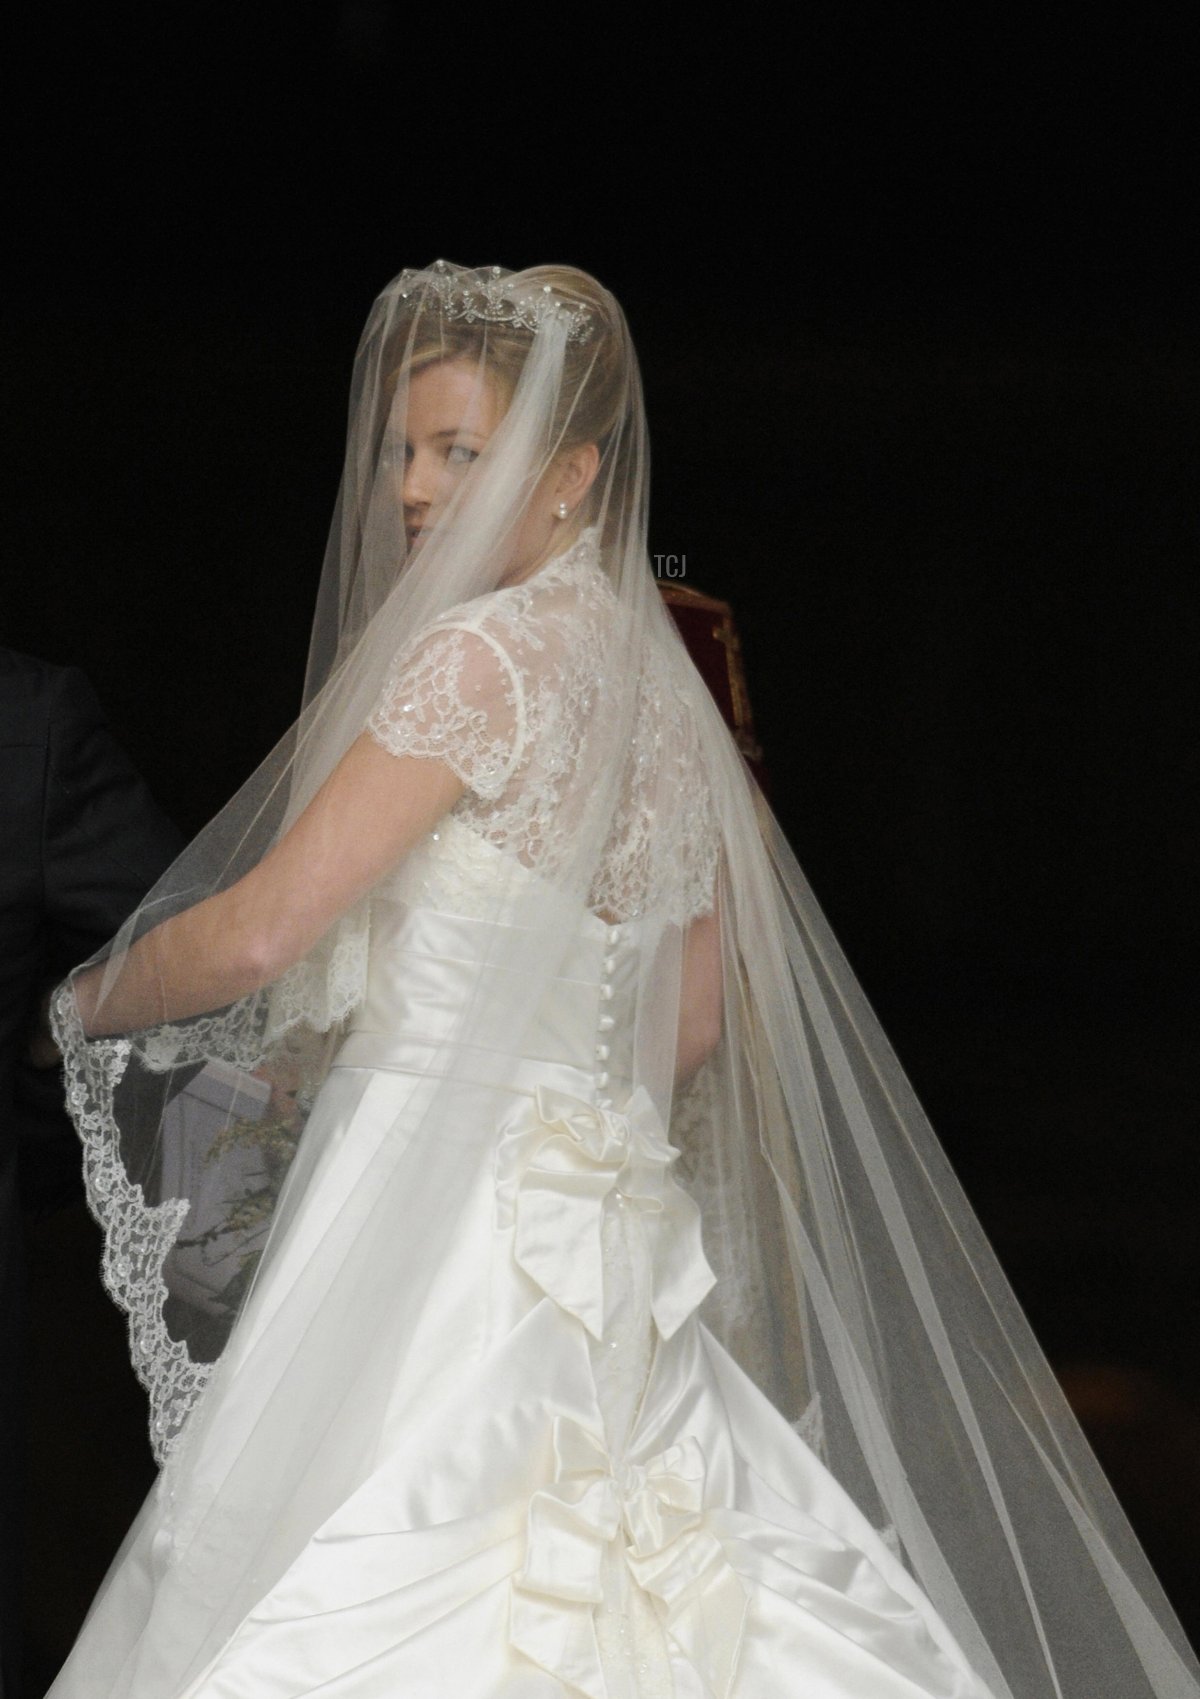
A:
[365,619,526,801]
[682,777,721,923]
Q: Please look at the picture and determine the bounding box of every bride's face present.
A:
[382,355,575,585]
[384,358,505,554]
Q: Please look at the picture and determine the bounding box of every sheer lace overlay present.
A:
[367,531,720,929]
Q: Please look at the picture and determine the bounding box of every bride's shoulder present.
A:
[386,536,615,715]
[441,553,614,662]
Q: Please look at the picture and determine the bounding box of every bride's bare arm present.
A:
[73,735,465,1037]
[674,890,723,1086]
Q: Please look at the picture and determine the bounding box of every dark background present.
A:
[6,6,1198,1686]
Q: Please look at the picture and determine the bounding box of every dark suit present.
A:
[0,649,181,1698]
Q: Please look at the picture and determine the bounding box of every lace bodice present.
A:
[365,530,719,928]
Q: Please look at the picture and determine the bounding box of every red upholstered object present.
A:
[658,580,767,796]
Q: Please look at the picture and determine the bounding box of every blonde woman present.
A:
[49,262,1199,1699]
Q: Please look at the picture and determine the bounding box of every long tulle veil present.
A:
[52,259,1200,1698]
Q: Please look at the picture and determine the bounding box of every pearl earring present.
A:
[556,502,569,519]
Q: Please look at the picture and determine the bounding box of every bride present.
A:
[49,262,1198,1698]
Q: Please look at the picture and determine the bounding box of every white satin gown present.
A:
[58,820,998,1699]
[51,543,998,1699]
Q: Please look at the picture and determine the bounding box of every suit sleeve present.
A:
[41,667,184,968]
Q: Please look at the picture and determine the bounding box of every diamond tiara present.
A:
[397,260,596,346]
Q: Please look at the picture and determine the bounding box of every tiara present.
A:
[397,260,596,345]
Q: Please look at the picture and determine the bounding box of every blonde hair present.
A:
[382,265,636,531]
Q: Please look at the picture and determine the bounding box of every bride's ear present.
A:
[551,442,600,512]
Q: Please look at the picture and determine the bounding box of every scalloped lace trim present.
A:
[51,919,371,1466]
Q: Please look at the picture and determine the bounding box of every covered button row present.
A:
[595,925,622,1108]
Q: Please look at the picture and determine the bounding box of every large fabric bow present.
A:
[495,1083,716,1341]
[509,1413,748,1699]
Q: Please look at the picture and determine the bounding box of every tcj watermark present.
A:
[652,553,687,578]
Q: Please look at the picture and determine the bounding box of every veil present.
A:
[53,260,1200,1699]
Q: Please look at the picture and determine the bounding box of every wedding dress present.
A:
[52,538,995,1698]
[49,262,1200,1699]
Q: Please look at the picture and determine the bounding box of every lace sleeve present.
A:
[682,772,721,923]
[679,662,725,925]
[363,618,523,801]
[365,619,526,801]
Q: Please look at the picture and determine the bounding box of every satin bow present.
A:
[495,1083,716,1341]
[509,1414,748,1699]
